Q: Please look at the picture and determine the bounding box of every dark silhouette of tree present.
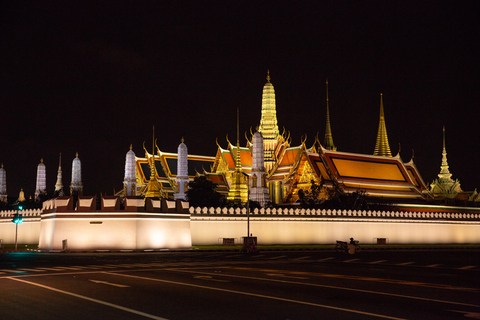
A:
[298,179,323,206]
[186,176,224,207]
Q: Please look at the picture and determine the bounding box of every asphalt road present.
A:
[1,250,479,319]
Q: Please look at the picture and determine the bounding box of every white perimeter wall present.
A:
[191,217,480,245]
[38,213,191,250]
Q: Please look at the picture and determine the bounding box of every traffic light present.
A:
[11,213,23,224]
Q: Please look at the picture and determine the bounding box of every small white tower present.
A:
[123,144,137,196]
[0,164,7,202]
[174,138,189,200]
[70,152,83,195]
[249,130,271,207]
[35,158,47,200]
[54,153,64,196]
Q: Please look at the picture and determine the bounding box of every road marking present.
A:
[107,272,406,320]
[89,279,130,287]
[193,275,229,282]
[7,277,167,320]
[172,268,480,309]
[292,256,311,261]
[396,262,415,266]
[458,265,476,270]
[343,258,360,263]
[266,273,309,280]
[317,257,335,262]
[426,264,441,268]
[370,260,388,264]
[18,268,45,272]
[221,266,480,293]
[0,269,24,273]
[267,255,287,260]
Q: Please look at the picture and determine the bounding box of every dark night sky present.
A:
[1,1,479,199]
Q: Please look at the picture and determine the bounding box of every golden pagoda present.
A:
[144,127,163,198]
[227,108,248,204]
[259,70,283,171]
[373,93,392,157]
[430,126,462,200]
[324,79,337,151]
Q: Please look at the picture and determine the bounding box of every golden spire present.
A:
[438,126,452,180]
[227,108,248,205]
[373,93,392,157]
[145,126,161,198]
[324,79,337,151]
[259,70,281,172]
[129,144,132,150]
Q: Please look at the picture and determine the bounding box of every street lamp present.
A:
[11,206,23,251]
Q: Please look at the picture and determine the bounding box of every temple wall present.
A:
[190,207,480,245]
[1,206,480,249]
[38,212,191,251]
[0,209,42,246]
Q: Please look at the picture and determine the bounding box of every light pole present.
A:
[11,206,23,251]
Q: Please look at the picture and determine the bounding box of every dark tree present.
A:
[186,176,224,207]
[298,179,323,206]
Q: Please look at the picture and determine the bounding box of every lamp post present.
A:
[11,206,23,251]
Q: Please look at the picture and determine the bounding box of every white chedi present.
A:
[123,145,137,196]
[174,138,189,200]
[249,131,271,207]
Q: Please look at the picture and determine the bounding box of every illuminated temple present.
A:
[115,71,462,206]
[2,71,480,250]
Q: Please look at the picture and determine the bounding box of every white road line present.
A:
[458,265,476,270]
[426,264,441,268]
[396,262,415,266]
[267,255,287,260]
[370,260,388,264]
[292,256,311,261]
[57,267,84,270]
[343,258,360,263]
[107,272,406,320]
[170,269,480,309]
[317,257,335,262]
[7,277,167,320]
[18,268,45,272]
[0,269,25,273]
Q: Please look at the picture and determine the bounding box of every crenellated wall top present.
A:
[189,206,480,221]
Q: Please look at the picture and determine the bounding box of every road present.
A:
[1,249,479,319]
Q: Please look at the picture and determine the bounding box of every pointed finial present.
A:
[76,152,78,158]
[443,125,446,147]
[1,163,3,168]
[181,137,184,143]
[40,158,43,163]
[266,69,271,83]
[129,144,132,150]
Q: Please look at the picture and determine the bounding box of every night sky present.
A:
[1,1,479,199]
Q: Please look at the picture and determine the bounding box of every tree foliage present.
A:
[186,176,224,207]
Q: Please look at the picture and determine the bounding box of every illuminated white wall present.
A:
[190,207,480,245]
[38,212,191,251]
[0,210,42,245]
